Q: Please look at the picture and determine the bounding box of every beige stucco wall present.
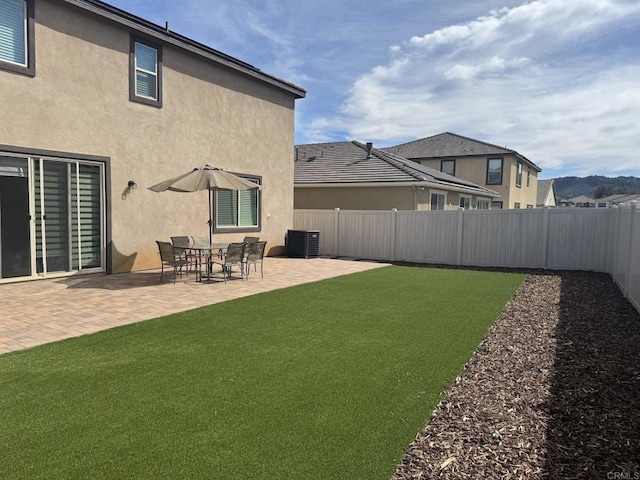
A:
[0,0,300,272]
[507,160,538,209]
[295,185,494,212]
[295,186,416,210]
[420,155,538,209]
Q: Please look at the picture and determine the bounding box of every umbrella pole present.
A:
[209,189,213,245]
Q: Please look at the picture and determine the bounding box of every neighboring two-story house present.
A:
[0,0,305,282]
[385,132,541,209]
[294,141,499,211]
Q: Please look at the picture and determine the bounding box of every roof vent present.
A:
[365,142,373,158]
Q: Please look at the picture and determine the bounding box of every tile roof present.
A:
[63,0,306,98]
[294,141,498,196]
[598,193,640,203]
[569,195,595,203]
[536,179,555,205]
[384,132,542,172]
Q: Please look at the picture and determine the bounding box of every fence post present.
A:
[390,209,397,262]
[606,206,614,276]
[541,207,550,269]
[456,208,464,266]
[624,202,638,298]
[611,206,621,286]
[334,208,340,257]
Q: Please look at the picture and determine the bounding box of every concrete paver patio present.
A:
[0,257,388,354]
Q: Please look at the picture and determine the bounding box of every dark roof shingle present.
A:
[384,132,541,172]
[294,141,498,196]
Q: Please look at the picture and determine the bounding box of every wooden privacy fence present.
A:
[294,204,640,312]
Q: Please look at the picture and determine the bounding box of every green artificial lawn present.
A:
[0,266,523,480]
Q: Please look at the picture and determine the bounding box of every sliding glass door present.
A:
[0,155,105,280]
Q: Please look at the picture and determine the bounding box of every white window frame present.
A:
[459,195,471,209]
[476,199,490,210]
[134,42,158,99]
[430,190,446,211]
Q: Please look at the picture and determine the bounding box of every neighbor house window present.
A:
[491,201,503,209]
[516,161,523,187]
[129,36,162,107]
[0,0,35,76]
[441,159,455,176]
[526,204,534,209]
[486,158,503,185]
[215,175,261,232]
[459,196,470,209]
[430,192,445,211]
[514,202,521,209]
[476,199,490,210]
[527,167,531,187]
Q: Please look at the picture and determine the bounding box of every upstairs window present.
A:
[130,36,162,107]
[527,167,531,186]
[441,159,455,176]
[0,0,35,76]
[486,158,503,185]
[516,161,523,187]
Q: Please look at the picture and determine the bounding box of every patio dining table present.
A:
[189,242,229,282]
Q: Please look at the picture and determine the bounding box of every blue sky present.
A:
[109,0,640,178]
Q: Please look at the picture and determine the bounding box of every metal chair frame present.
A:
[170,236,196,273]
[245,241,267,278]
[156,241,189,284]
[211,242,247,283]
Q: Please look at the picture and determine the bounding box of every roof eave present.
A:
[294,181,501,198]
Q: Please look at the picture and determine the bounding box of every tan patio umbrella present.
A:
[148,165,261,244]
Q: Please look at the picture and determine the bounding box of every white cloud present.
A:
[317,0,640,176]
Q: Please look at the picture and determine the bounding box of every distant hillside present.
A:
[552,176,640,199]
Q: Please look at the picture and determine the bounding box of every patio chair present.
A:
[241,236,259,264]
[211,242,246,283]
[245,240,267,279]
[156,241,189,284]
[171,236,196,272]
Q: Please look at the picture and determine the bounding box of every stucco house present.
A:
[384,132,542,209]
[294,141,499,211]
[564,195,596,208]
[0,0,305,282]
[536,179,558,208]
[595,193,640,208]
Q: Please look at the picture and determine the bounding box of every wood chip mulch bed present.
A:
[392,271,640,479]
